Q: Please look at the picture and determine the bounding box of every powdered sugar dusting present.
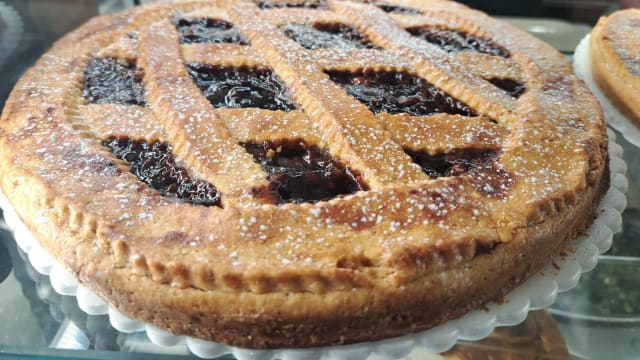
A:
[0,0,607,296]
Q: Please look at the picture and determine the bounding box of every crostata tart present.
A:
[589,9,640,128]
[0,0,608,349]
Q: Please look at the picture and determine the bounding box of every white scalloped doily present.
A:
[573,34,640,147]
[0,2,23,67]
[0,129,627,360]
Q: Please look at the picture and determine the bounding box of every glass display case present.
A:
[1,1,639,359]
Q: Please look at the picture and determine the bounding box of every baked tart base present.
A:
[0,0,610,350]
[0,129,624,355]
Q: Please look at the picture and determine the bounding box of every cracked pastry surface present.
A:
[0,0,608,349]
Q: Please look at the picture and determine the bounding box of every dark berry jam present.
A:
[405,149,496,178]
[326,69,476,116]
[83,58,146,106]
[376,3,422,15]
[405,148,512,197]
[406,27,510,58]
[488,78,526,98]
[281,23,377,50]
[187,64,297,112]
[241,139,368,204]
[174,18,249,45]
[256,0,327,9]
[103,137,221,207]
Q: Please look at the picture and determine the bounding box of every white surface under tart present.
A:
[573,34,640,147]
[0,129,628,360]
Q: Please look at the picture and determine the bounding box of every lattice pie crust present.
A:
[0,0,608,349]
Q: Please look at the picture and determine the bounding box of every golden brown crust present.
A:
[0,0,608,349]
[590,8,640,126]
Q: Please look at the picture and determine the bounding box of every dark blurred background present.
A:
[462,0,638,24]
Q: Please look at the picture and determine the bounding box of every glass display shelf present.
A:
[1,1,639,359]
